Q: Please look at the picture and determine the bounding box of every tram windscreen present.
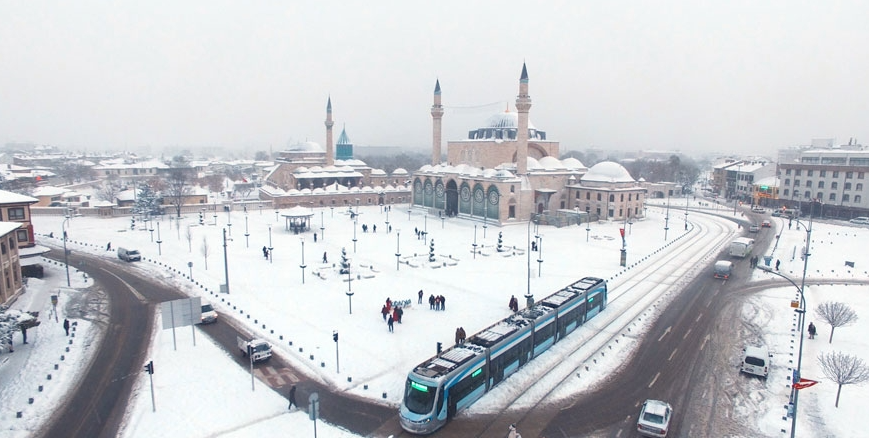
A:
[404,378,436,414]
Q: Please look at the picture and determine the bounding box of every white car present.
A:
[637,399,673,437]
[850,217,869,225]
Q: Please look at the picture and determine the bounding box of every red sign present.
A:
[619,228,625,238]
[793,378,819,390]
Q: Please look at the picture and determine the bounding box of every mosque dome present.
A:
[582,161,635,183]
[484,112,537,130]
[467,110,547,141]
[286,141,323,152]
[561,157,586,170]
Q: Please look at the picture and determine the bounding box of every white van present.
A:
[741,345,770,378]
[199,302,218,324]
[117,247,142,262]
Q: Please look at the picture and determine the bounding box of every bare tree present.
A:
[817,351,869,407]
[200,236,210,270]
[186,226,194,253]
[815,301,858,343]
[96,177,121,203]
[165,168,193,218]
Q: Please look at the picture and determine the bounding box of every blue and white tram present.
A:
[399,276,607,434]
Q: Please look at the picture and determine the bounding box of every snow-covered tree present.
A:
[0,307,39,351]
[340,247,350,275]
[429,239,436,262]
[133,183,162,217]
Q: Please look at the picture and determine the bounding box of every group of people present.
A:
[381,298,403,332]
[508,295,520,312]
[261,246,271,259]
[428,294,446,311]
[361,223,376,233]
[748,255,760,268]
[454,327,467,344]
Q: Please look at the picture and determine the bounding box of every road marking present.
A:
[668,348,678,361]
[657,326,671,342]
[100,268,146,302]
[682,328,692,339]
[648,372,660,388]
[255,366,300,388]
[700,334,710,351]
[695,313,703,322]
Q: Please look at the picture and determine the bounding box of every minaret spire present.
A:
[325,95,335,166]
[515,63,532,174]
[431,79,444,166]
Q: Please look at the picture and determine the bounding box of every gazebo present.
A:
[281,206,314,234]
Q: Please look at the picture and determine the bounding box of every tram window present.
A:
[404,379,436,414]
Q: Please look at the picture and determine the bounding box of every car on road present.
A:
[637,399,673,437]
[761,220,772,228]
[749,224,759,233]
[850,217,869,225]
[771,210,783,217]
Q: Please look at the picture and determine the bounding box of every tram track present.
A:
[465,210,739,436]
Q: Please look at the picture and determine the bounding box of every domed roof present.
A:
[538,156,565,170]
[561,157,586,170]
[392,168,408,175]
[287,141,323,152]
[582,161,635,183]
[484,111,537,130]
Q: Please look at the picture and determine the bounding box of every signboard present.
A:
[160,297,202,329]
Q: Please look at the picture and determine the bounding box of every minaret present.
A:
[325,95,335,166]
[515,63,532,174]
[431,79,444,165]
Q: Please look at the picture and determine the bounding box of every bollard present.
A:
[309,354,314,360]
[364,384,368,390]
[16,412,22,418]
[299,347,303,352]
[382,392,387,399]
[347,377,352,382]
[39,385,43,392]
[60,355,65,360]
[47,374,52,380]
[321,362,325,368]
[29,398,34,404]
[279,335,283,340]
[54,364,59,369]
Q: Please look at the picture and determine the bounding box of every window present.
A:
[846,172,854,179]
[856,195,863,203]
[807,170,813,176]
[786,169,792,175]
[857,183,864,191]
[829,193,836,201]
[804,190,811,199]
[586,192,590,200]
[1,242,5,254]
[820,170,826,177]
[785,178,790,186]
[843,194,850,202]
[833,171,839,178]
[794,180,801,187]
[609,194,615,202]
[845,183,852,190]
[795,169,802,176]
[818,181,825,189]
[817,192,823,200]
[16,230,28,244]
[629,194,633,201]
[8,207,25,220]
[806,181,813,188]
[575,191,580,199]
[596,193,601,201]
[783,189,790,197]
[620,194,624,202]
[832,182,838,189]
[859,172,865,179]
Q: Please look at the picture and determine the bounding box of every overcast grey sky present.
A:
[2,1,867,156]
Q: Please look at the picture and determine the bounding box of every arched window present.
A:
[609,194,615,202]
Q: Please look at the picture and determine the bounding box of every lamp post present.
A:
[483,201,488,239]
[222,228,231,294]
[320,210,325,241]
[62,216,71,287]
[149,220,154,242]
[213,211,218,226]
[395,229,401,270]
[586,214,591,242]
[524,217,534,309]
[791,204,814,438]
[472,224,477,259]
[275,209,279,223]
[536,234,543,276]
[684,191,689,231]
[227,205,232,236]
[299,237,306,284]
[664,196,671,241]
[352,220,358,253]
[268,224,273,264]
[156,222,162,255]
[346,268,354,314]
[244,213,250,248]
[385,207,390,233]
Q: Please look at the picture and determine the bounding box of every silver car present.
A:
[637,399,672,437]
[849,217,869,225]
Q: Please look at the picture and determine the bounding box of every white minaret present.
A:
[515,63,532,175]
[431,79,444,165]
[325,96,335,167]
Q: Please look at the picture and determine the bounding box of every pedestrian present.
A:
[418,289,424,304]
[389,225,392,233]
[63,318,70,336]
[20,326,27,344]
[392,306,400,324]
[440,295,446,311]
[459,327,466,344]
[508,423,522,438]
[386,297,392,314]
[808,322,817,339]
[788,220,793,230]
[429,294,435,310]
[373,224,377,233]
[313,233,317,243]
[387,315,394,332]
[455,327,462,345]
[263,246,269,259]
[288,385,297,410]
[434,295,441,311]
[775,259,781,270]
[381,305,388,321]
[322,252,328,263]
[397,306,403,323]
[106,242,111,251]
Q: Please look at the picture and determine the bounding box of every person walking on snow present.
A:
[418,289,424,304]
[63,319,70,336]
[387,315,394,332]
[381,305,389,321]
[808,322,817,339]
[775,259,781,270]
[288,385,297,410]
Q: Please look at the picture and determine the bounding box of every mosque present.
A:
[260,64,647,224]
[411,63,646,225]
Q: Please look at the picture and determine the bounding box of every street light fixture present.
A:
[395,229,401,270]
[268,224,273,264]
[346,268,354,314]
[156,222,162,255]
[299,237,307,284]
[536,234,543,276]
[320,210,325,241]
[664,196,671,241]
[244,213,250,248]
[472,224,477,259]
[524,217,535,309]
[352,220,358,253]
[62,216,71,287]
[222,228,231,294]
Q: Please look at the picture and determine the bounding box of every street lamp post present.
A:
[352,220,358,253]
[213,212,217,226]
[385,208,390,233]
[222,228,231,294]
[524,217,534,309]
[395,229,401,270]
[156,222,162,255]
[586,215,591,242]
[483,201,488,239]
[62,216,71,287]
[227,206,232,236]
[346,269,354,314]
[472,224,477,259]
[320,210,325,241]
[684,192,689,231]
[268,224,273,264]
[244,213,250,248]
[299,237,306,284]
[664,196,671,241]
[536,234,543,276]
[149,220,154,242]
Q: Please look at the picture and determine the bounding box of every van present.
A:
[741,345,770,378]
[199,302,218,324]
[117,247,142,262]
[713,260,733,279]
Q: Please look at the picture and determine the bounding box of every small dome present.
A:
[287,141,322,152]
[538,156,564,170]
[392,168,408,175]
[583,161,635,183]
[561,157,586,170]
[526,157,543,170]
[484,111,537,130]
[294,166,309,173]
[371,169,386,175]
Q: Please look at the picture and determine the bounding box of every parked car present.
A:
[749,224,759,233]
[637,399,673,437]
[117,247,142,262]
[850,217,869,225]
[761,220,772,228]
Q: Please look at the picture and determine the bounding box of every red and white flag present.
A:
[793,378,819,390]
